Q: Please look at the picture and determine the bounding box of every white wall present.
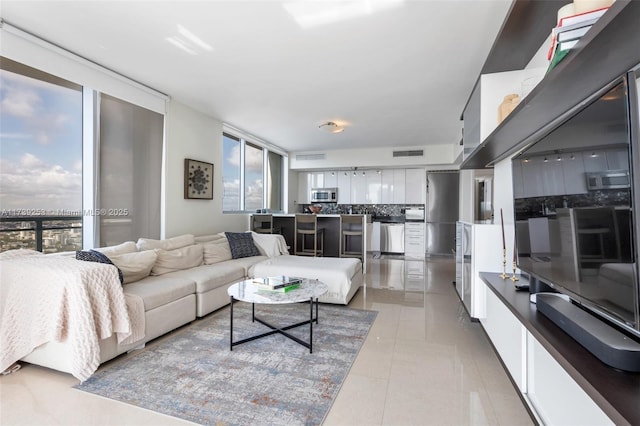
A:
[290,144,456,170]
[163,101,248,237]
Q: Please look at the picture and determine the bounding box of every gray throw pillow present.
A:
[225,232,261,259]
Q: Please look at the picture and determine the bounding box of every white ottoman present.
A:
[249,255,363,304]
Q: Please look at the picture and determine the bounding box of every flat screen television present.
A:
[512,69,640,340]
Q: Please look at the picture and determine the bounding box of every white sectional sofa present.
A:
[6,231,362,380]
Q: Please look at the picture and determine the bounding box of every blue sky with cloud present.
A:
[0,69,82,212]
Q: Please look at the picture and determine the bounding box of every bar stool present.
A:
[295,214,324,256]
[340,215,363,259]
[252,214,273,234]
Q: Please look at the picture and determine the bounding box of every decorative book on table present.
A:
[252,276,303,290]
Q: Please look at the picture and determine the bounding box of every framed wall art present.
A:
[184,158,213,199]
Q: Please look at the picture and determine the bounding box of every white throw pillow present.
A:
[151,244,204,275]
[93,241,137,257]
[202,238,232,265]
[136,234,195,251]
[109,250,158,284]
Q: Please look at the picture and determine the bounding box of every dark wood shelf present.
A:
[461,0,640,170]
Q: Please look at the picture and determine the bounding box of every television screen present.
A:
[512,75,639,337]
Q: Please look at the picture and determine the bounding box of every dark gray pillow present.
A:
[225,232,261,259]
[75,249,124,285]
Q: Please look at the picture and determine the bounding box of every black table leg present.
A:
[309,297,313,353]
[230,295,234,351]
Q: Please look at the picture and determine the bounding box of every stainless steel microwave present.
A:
[310,187,338,203]
[585,170,630,190]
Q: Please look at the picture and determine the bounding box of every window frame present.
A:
[222,126,288,214]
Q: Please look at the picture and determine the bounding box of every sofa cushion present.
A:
[168,263,247,294]
[123,274,196,311]
[194,234,226,244]
[202,239,232,265]
[109,250,157,284]
[224,255,269,276]
[151,244,204,276]
[225,232,261,259]
[136,234,195,251]
[93,241,137,257]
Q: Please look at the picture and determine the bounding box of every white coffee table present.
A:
[227,278,328,353]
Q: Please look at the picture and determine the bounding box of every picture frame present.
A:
[184,158,213,199]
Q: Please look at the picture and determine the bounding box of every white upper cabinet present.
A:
[381,169,406,204]
[381,170,394,204]
[297,171,311,204]
[393,169,406,204]
[405,169,426,204]
[351,172,367,204]
[605,148,630,171]
[521,157,546,198]
[512,159,524,198]
[562,152,588,194]
[337,171,351,204]
[309,172,324,189]
[583,150,608,172]
[324,171,338,188]
[366,171,382,204]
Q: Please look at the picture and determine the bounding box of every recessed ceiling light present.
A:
[319,122,345,134]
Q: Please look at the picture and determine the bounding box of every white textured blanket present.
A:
[0,252,143,381]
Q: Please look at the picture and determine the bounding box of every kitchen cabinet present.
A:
[562,152,588,194]
[337,171,351,204]
[542,155,565,196]
[381,169,406,204]
[393,169,406,203]
[521,157,545,198]
[605,148,630,171]
[381,170,394,204]
[350,173,367,204]
[366,171,382,204]
[297,172,310,204]
[404,222,425,258]
[405,169,426,204]
[323,171,338,188]
[297,171,325,204]
[583,150,608,172]
[512,159,524,198]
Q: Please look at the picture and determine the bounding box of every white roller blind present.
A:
[0,22,167,114]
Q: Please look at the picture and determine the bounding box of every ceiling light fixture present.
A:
[318,121,345,134]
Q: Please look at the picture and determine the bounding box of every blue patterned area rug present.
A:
[75,302,376,425]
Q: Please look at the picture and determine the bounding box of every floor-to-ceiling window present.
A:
[0,56,165,251]
[244,142,264,212]
[0,58,83,253]
[222,128,286,213]
[222,133,241,212]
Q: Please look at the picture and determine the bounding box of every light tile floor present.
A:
[0,256,533,425]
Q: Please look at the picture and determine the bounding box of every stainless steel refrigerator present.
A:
[426,172,459,256]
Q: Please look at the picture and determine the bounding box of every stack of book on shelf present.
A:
[252,276,303,292]
[547,6,609,72]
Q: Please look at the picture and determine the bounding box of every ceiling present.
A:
[0,1,513,155]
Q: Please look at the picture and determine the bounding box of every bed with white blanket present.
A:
[248,255,363,304]
[0,251,145,382]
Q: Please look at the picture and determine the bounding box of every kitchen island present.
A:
[255,214,369,272]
